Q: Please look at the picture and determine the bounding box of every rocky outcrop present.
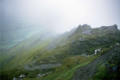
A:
[78,24,91,31]
[24,63,61,71]
[100,24,118,31]
[75,24,92,34]
[37,72,52,78]
[94,48,101,54]
[13,74,25,80]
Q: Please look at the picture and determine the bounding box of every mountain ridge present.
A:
[0,24,120,80]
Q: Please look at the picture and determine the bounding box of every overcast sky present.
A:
[2,0,120,33]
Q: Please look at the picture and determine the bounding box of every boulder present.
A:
[94,48,101,54]
[19,74,25,78]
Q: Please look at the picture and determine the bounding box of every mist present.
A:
[0,0,120,49]
[0,1,120,79]
[1,0,120,32]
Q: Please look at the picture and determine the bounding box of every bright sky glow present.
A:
[2,0,120,33]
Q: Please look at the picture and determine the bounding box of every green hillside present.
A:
[0,24,120,80]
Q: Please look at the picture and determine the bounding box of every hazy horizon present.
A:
[1,0,120,34]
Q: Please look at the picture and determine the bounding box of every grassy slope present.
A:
[0,25,120,80]
[0,35,52,70]
[23,55,98,80]
[23,44,118,80]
